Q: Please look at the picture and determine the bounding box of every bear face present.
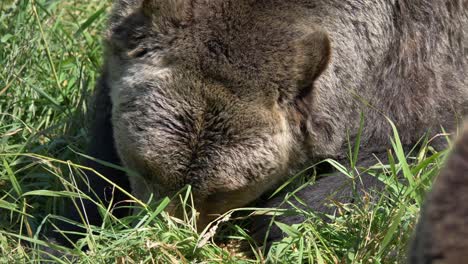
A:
[103,0,331,225]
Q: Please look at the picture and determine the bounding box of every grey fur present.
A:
[60,0,467,245]
[410,123,468,263]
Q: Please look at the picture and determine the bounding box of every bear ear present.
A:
[142,0,193,28]
[294,30,331,99]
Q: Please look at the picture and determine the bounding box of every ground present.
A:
[0,1,450,263]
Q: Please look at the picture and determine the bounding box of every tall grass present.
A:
[0,1,449,263]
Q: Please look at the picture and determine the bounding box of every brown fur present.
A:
[51,0,467,246]
[410,124,468,263]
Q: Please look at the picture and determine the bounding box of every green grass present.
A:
[0,1,450,263]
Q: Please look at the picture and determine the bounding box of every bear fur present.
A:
[53,0,467,247]
[410,123,468,263]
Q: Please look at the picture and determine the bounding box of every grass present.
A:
[0,0,451,263]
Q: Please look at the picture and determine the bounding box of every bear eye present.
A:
[128,47,149,58]
[127,44,163,59]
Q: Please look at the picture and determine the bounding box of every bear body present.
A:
[55,0,467,245]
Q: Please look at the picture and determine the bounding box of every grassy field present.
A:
[0,1,451,263]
